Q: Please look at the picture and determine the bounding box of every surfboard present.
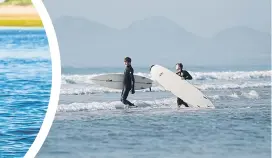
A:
[150,65,214,108]
[91,74,153,90]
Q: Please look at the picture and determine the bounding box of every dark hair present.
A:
[124,57,132,62]
[150,65,155,71]
[176,63,183,69]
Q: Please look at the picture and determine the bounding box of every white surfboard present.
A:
[91,74,153,90]
[150,65,214,108]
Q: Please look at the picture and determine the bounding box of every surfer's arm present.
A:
[184,71,193,80]
[122,68,127,86]
[130,67,135,94]
[131,68,135,88]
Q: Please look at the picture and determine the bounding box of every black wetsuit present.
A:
[176,70,192,107]
[121,65,135,106]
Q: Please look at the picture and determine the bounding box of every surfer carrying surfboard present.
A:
[121,57,136,107]
[175,63,192,108]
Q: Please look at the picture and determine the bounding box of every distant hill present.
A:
[213,26,270,53]
[54,16,271,67]
[209,26,270,65]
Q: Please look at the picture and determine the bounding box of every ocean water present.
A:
[38,65,271,158]
[0,28,51,157]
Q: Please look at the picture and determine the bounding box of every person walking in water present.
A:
[121,57,136,107]
[175,63,192,108]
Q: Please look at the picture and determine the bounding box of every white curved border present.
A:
[24,0,61,158]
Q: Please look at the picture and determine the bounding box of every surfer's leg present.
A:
[177,98,189,107]
[177,97,182,108]
[120,88,125,102]
[121,87,134,106]
[181,99,189,107]
[126,100,135,106]
[124,88,135,106]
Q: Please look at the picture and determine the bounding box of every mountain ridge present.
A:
[53,16,270,67]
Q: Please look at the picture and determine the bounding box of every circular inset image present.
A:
[0,0,60,157]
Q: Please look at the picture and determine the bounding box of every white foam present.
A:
[209,93,240,100]
[58,101,119,112]
[0,50,50,59]
[60,81,270,95]
[60,85,167,95]
[242,90,260,99]
[209,95,220,100]
[58,89,264,112]
[229,93,239,98]
[197,82,271,90]
[60,70,271,95]
[60,86,120,95]
[57,98,178,112]
[62,70,271,84]
[192,70,271,80]
[209,90,261,100]
[0,27,45,30]
[62,74,102,84]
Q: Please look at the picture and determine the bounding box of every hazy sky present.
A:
[44,0,270,37]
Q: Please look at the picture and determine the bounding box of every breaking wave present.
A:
[60,70,271,95]
[62,70,271,84]
[58,91,261,112]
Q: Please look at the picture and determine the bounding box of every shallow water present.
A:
[38,66,271,158]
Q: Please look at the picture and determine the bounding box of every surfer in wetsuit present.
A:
[121,57,136,107]
[176,63,192,108]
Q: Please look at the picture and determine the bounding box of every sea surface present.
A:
[38,64,271,158]
[0,28,51,158]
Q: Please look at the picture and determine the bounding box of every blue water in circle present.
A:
[0,28,51,158]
